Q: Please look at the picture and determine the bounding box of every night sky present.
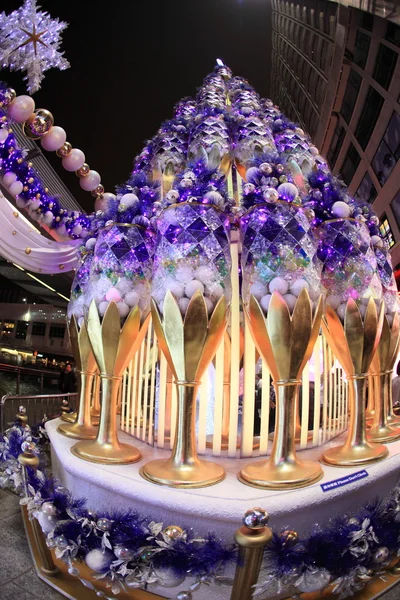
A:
[1,0,272,213]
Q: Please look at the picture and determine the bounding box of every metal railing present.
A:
[0,392,77,433]
[0,362,60,395]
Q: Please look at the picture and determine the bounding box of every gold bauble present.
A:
[91,184,104,197]
[76,163,90,177]
[163,525,184,540]
[2,88,16,107]
[281,529,298,547]
[56,142,72,157]
[24,109,54,139]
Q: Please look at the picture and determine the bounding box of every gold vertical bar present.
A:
[300,361,309,448]
[327,346,334,440]
[148,328,157,445]
[332,359,338,437]
[241,323,255,457]
[157,353,167,448]
[130,353,138,437]
[322,336,329,443]
[141,329,152,441]
[120,368,127,431]
[136,342,145,438]
[125,359,132,434]
[259,360,270,455]
[212,338,225,457]
[170,376,178,450]
[228,231,241,457]
[312,335,321,445]
[197,369,208,455]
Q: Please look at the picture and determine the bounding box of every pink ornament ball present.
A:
[95,193,116,212]
[105,288,122,302]
[41,126,67,151]
[8,95,35,123]
[62,148,85,172]
[80,170,101,191]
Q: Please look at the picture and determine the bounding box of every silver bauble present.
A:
[242,507,269,528]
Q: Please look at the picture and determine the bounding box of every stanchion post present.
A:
[230,508,272,600]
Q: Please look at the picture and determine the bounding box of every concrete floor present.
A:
[1,488,400,599]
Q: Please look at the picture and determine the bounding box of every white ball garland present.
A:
[249,281,266,300]
[331,201,352,219]
[260,294,272,312]
[41,126,67,151]
[269,276,289,295]
[125,291,140,307]
[85,549,114,573]
[195,266,214,284]
[62,148,85,172]
[185,279,204,298]
[290,279,309,297]
[283,293,297,311]
[80,170,101,191]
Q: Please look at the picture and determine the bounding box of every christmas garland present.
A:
[1,420,400,600]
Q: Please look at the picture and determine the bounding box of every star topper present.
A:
[0,0,69,94]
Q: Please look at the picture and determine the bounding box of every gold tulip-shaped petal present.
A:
[239,289,324,489]
[368,312,400,442]
[58,317,97,440]
[71,301,150,464]
[140,290,227,488]
[322,298,388,466]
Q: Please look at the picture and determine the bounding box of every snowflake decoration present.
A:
[0,0,69,94]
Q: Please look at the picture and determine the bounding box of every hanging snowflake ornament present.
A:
[0,0,69,94]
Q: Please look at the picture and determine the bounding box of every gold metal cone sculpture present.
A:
[368,312,400,442]
[140,290,227,488]
[58,317,98,440]
[91,372,101,426]
[239,289,324,489]
[322,298,388,466]
[71,301,150,464]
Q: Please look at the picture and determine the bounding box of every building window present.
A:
[371,111,400,186]
[380,214,395,248]
[327,123,346,168]
[391,192,400,230]
[341,69,362,124]
[355,172,378,203]
[355,86,384,150]
[341,143,361,185]
[373,44,398,90]
[49,325,65,339]
[353,31,371,70]
[361,11,374,31]
[32,322,46,336]
[386,22,400,47]
[2,321,14,334]
[15,321,28,340]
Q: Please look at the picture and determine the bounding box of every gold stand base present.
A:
[60,411,76,423]
[71,439,141,464]
[205,434,259,450]
[387,414,400,426]
[238,458,323,490]
[322,442,388,467]
[57,422,97,440]
[91,412,100,426]
[140,458,225,488]
[367,424,400,444]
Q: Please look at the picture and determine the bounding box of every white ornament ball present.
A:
[95,192,116,212]
[115,277,132,294]
[290,279,310,297]
[85,549,114,573]
[260,294,272,313]
[296,568,331,593]
[175,265,194,283]
[166,190,179,204]
[309,147,319,156]
[120,193,139,208]
[37,512,56,535]
[125,291,140,307]
[178,297,190,315]
[185,279,204,298]
[41,126,67,151]
[204,296,214,315]
[105,288,122,302]
[331,201,352,219]
[249,282,266,300]
[195,266,214,284]
[98,301,109,316]
[0,128,8,143]
[16,197,26,209]
[9,180,23,197]
[85,237,96,250]
[283,293,297,311]
[165,281,184,299]
[269,276,289,295]
[153,567,186,589]
[371,235,384,248]
[337,303,347,321]
[326,295,341,310]
[8,95,35,123]
[80,170,101,191]
[263,187,279,203]
[277,182,298,201]
[245,167,261,183]
[207,282,224,299]
[41,501,57,517]
[2,171,17,187]
[43,211,54,225]
[72,224,82,236]
[117,302,130,318]
[62,148,85,172]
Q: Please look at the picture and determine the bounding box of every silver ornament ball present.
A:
[114,546,135,561]
[243,507,269,528]
[259,162,273,175]
[96,518,112,532]
[176,592,192,600]
[373,546,389,563]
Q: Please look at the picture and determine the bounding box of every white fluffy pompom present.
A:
[207,282,224,299]
[204,297,214,315]
[165,280,184,299]
[249,282,266,300]
[78,317,84,329]
[387,314,393,326]
[37,511,56,535]
[326,295,341,310]
[153,567,186,588]
[337,303,347,321]
[269,276,288,295]
[152,286,166,303]
[371,235,384,247]
[185,279,204,298]
[290,279,309,297]
[105,288,122,302]
[43,211,54,225]
[195,266,214,285]
[178,297,190,315]
[125,291,140,307]
[175,265,194,283]
[283,293,297,311]
[85,549,114,573]
[117,302,130,318]
[116,277,132,294]
[85,238,96,250]
[359,304,366,318]
[260,294,272,313]
[98,301,109,316]
[332,201,352,218]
